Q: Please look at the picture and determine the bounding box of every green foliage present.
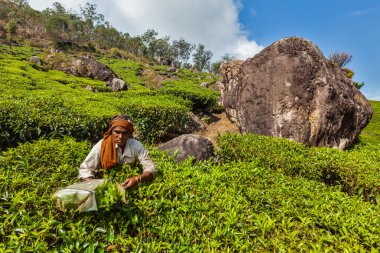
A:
[160,68,221,113]
[4,20,17,49]
[0,45,195,145]
[0,97,109,149]
[118,94,191,142]
[217,133,380,203]
[5,20,17,36]
[192,43,213,71]
[98,57,146,90]
[1,139,380,251]
[1,27,380,251]
[161,80,221,113]
[360,100,380,144]
[172,38,195,66]
[353,81,365,89]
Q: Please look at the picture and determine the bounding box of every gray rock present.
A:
[29,56,42,65]
[85,85,97,92]
[176,113,206,133]
[167,67,177,72]
[107,78,128,92]
[221,37,373,149]
[158,134,215,162]
[200,82,213,88]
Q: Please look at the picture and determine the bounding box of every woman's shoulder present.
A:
[127,138,145,149]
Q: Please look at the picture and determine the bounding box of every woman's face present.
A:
[112,126,130,147]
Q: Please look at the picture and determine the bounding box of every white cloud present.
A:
[28,0,264,61]
[229,37,264,60]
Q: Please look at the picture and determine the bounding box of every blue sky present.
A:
[238,0,380,101]
[28,0,380,101]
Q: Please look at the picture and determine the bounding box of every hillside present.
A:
[0,41,380,252]
[1,2,380,251]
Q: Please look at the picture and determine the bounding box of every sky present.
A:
[27,0,380,101]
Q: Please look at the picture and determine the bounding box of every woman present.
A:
[78,115,157,189]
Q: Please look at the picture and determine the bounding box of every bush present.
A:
[0,46,194,146]
[0,97,109,149]
[217,133,380,203]
[161,80,222,113]
[1,139,380,251]
[118,94,192,142]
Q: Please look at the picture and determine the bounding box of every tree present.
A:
[353,81,365,90]
[329,52,365,90]
[5,20,17,49]
[95,24,123,49]
[124,35,146,56]
[10,0,30,8]
[80,2,104,25]
[172,38,195,66]
[192,44,213,71]
[43,3,71,43]
[141,29,158,58]
[45,15,69,43]
[154,36,173,62]
[80,3,104,43]
[329,52,352,68]
[211,54,235,74]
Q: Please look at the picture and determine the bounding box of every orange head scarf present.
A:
[100,118,134,170]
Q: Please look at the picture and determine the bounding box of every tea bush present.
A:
[161,79,221,113]
[1,138,380,251]
[153,66,221,113]
[2,44,380,252]
[217,133,380,203]
[0,45,195,145]
[98,57,146,90]
[0,92,192,146]
[360,100,380,145]
[0,97,109,149]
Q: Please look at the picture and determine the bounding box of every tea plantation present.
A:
[1,45,380,252]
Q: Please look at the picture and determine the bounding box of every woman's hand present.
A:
[121,176,140,189]
[120,171,153,189]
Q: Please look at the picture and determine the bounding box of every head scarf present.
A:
[100,118,134,170]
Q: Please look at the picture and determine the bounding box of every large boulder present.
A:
[67,56,115,81]
[221,37,373,149]
[157,134,215,162]
[46,54,116,82]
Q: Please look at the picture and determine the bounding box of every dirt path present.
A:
[195,112,240,146]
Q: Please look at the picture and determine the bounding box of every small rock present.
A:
[29,56,42,65]
[108,78,128,92]
[158,134,215,163]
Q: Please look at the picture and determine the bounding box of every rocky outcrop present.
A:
[158,134,215,162]
[65,56,115,81]
[219,60,243,122]
[45,54,128,91]
[220,37,373,149]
